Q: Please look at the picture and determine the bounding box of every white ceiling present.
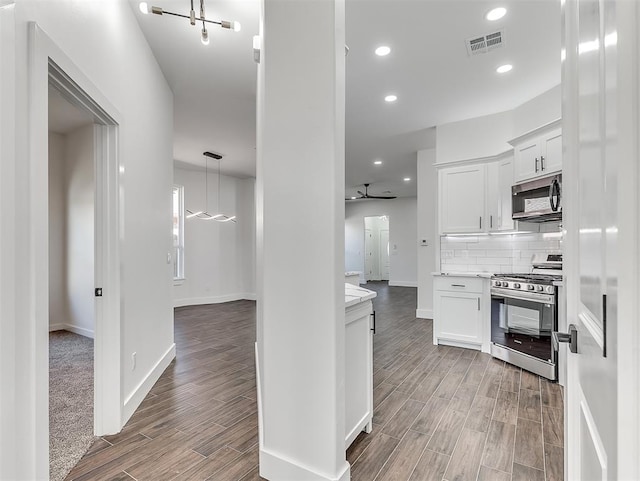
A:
[130,0,560,198]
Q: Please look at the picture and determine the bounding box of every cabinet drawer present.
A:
[435,277,484,293]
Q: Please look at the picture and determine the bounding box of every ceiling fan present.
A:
[346,183,397,201]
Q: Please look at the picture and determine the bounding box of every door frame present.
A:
[29,22,123,459]
[615,0,640,476]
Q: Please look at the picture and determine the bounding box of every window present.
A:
[172,185,185,280]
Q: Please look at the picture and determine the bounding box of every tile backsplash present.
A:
[440,232,562,274]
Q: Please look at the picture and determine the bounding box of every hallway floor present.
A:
[66,283,563,481]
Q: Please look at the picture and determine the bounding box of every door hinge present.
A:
[371,310,376,334]
[95,288,103,297]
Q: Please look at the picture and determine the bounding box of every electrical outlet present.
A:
[132,352,137,371]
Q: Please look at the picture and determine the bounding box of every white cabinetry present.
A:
[486,155,515,232]
[433,276,488,351]
[439,153,514,234]
[511,121,562,184]
[439,164,486,234]
[345,286,375,449]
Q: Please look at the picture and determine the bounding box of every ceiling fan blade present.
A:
[366,195,397,199]
[356,190,365,196]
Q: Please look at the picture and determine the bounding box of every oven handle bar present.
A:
[491,288,555,305]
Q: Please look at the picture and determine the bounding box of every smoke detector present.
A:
[465,30,505,56]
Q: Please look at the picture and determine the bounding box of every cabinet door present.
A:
[497,157,515,230]
[440,164,486,234]
[514,139,541,183]
[486,162,500,231]
[434,291,482,345]
[540,129,562,174]
[486,158,514,232]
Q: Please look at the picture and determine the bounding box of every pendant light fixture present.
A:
[139,0,241,46]
[186,152,236,223]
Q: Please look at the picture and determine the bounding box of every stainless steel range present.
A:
[490,254,562,380]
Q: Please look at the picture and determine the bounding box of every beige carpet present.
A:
[49,330,96,481]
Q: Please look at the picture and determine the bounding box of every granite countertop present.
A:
[431,272,493,279]
[345,283,377,308]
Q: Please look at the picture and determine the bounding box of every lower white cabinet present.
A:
[433,276,489,351]
[345,297,374,449]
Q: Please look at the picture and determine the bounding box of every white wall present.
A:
[0,2,174,477]
[173,166,256,306]
[435,110,514,164]
[48,126,95,337]
[417,148,437,318]
[513,84,561,138]
[48,132,68,329]
[345,198,417,287]
[64,124,95,337]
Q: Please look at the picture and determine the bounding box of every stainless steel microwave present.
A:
[512,174,562,223]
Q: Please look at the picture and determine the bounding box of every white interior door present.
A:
[379,229,389,280]
[561,0,639,479]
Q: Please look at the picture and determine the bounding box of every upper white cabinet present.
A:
[510,120,562,184]
[439,153,514,234]
[439,164,486,234]
[486,155,515,232]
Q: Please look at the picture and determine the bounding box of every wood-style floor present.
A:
[66,282,563,481]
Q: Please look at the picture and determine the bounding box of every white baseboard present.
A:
[49,323,94,339]
[389,281,418,288]
[260,448,350,481]
[416,308,433,319]
[174,292,257,308]
[122,343,176,423]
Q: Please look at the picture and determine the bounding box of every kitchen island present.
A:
[344,283,376,448]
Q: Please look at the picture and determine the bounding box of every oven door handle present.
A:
[491,290,555,305]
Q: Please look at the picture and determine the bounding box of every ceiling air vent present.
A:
[465,30,504,56]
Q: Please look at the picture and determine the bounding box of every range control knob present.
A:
[527,285,535,291]
[513,283,521,289]
[537,285,544,292]
[494,281,502,287]
[546,285,555,294]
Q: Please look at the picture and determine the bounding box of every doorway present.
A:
[26,23,125,478]
[48,84,97,480]
[364,215,390,282]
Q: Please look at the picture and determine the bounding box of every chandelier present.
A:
[139,0,241,45]
[186,151,236,222]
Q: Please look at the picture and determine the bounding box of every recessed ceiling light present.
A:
[404,177,411,182]
[351,196,357,200]
[374,160,382,165]
[375,46,391,56]
[385,95,397,102]
[496,64,513,73]
[486,7,506,21]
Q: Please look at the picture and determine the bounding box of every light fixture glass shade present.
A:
[201,27,210,45]
[232,21,241,32]
[139,2,150,14]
